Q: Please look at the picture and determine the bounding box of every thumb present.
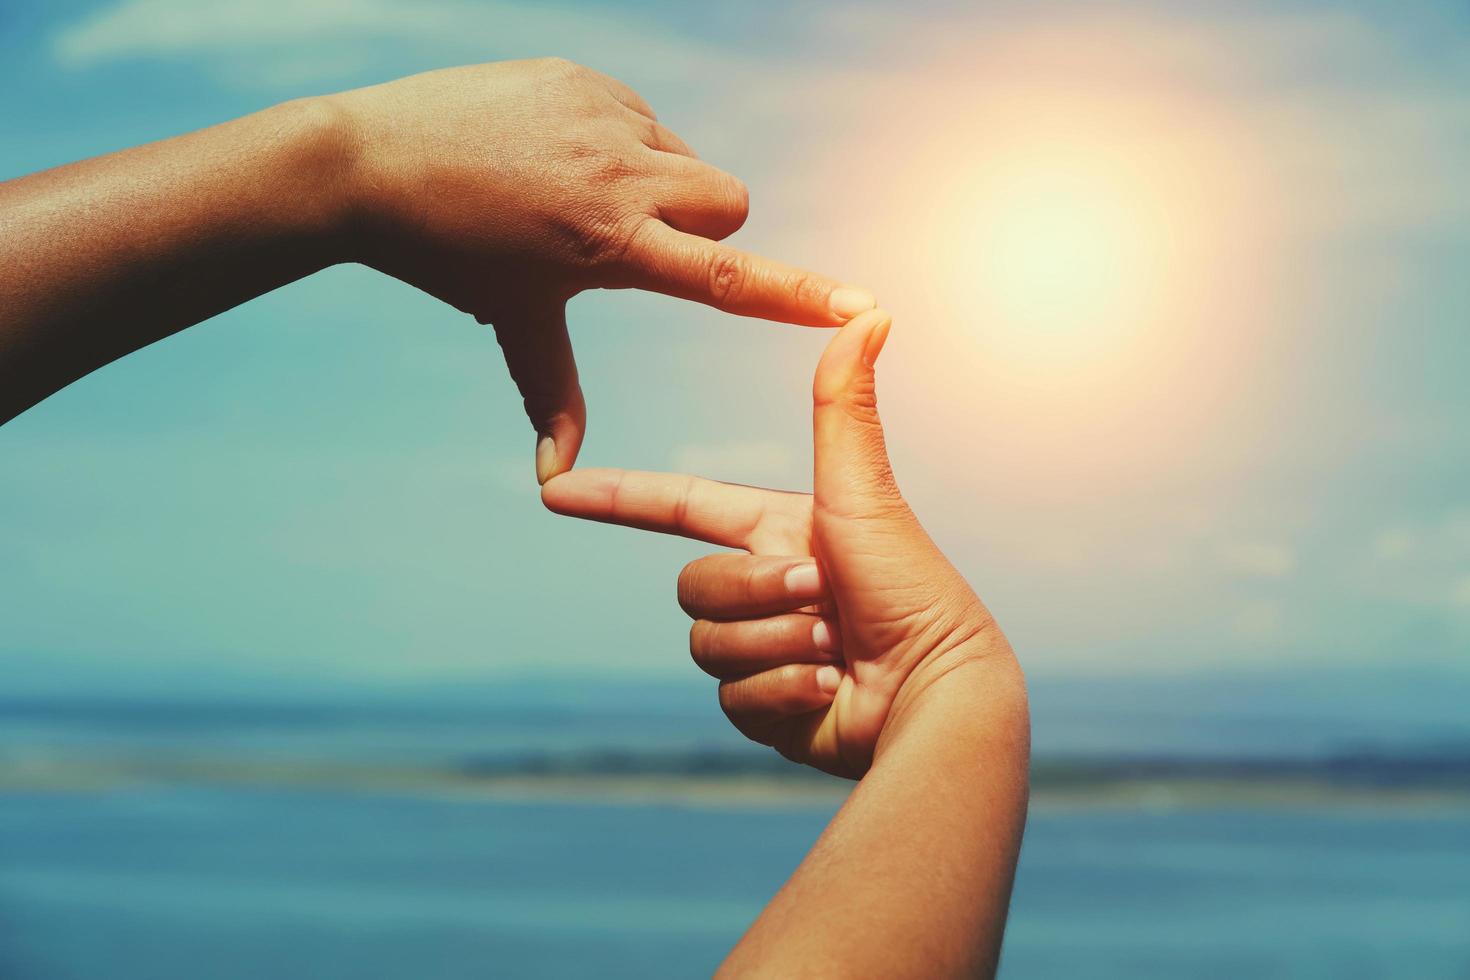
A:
[812,309,902,519]
[491,300,587,485]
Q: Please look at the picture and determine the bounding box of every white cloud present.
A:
[54,0,407,63]
[50,1,1470,241]
[669,440,797,486]
[51,0,728,89]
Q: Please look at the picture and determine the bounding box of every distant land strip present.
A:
[3,746,1469,811]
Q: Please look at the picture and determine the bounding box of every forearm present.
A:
[0,98,353,422]
[720,652,1030,979]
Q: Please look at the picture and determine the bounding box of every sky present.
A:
[2,0,1468,705]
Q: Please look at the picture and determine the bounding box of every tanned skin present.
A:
[0,58,875,480]
[546,310,1031,978]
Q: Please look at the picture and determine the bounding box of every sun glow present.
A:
[964,156,1162,342]
[911,112,1215,376]
[781,15,1296,505]
[807,32,1289,498]
[868,67,1283,394]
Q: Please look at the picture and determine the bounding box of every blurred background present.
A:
[2,0,1468,976]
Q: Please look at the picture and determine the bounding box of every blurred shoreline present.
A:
[4,689,1469,813]
[5,749,1469,813]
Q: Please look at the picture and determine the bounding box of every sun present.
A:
[976,165,1144,332]
[943,145,1169,361]
[820,28,1288,504]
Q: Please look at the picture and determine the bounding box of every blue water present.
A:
[3,787,1468,979]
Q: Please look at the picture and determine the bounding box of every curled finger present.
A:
[652,156,747,240]
[718,663,843,741]
[678,554,828,620]
[690,614,841,679]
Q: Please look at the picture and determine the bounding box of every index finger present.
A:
[624,221,876,327]
[541,467,798,550]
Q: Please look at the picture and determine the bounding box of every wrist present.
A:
[257,96,364,269]
[874,628,1029,768]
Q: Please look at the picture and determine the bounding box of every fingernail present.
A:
[828,287,876,320]
[811,619,840,652]
[535,434,556,485]
[816,665,842,695]
[862,314,892,368]
[784,562,823,599]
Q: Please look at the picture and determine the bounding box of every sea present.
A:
[2,678,1468,979]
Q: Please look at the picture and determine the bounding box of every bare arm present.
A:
[0,99,350,422]
[721,656,1029,978]
[0,58,874,480]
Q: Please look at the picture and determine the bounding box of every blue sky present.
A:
[2,0,1467,701]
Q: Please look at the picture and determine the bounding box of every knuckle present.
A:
[688,621,714,673]
[764,559,794,598]
[642,117,669,146]
[616,212,656,259]
[541,56,579,77]
[593,210,652,272]
[671,474,695,532]
[662,126,691,155]
[704,172,749,230]
[562,204,644,271]
[706,249,746,305]
[810,370,833,406]
[811,373,883,427]
[777,664,808,705]
[740,560,766,606]
[717,681,742,718]
[769,727,805,765]
[839,376,883,426]
[726,175,750,219]
[785,269,821,307]
[677,560,704,616]
[518,389,562,426]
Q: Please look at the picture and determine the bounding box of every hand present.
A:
[327,58,875,482]
[541,310,1020,778]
